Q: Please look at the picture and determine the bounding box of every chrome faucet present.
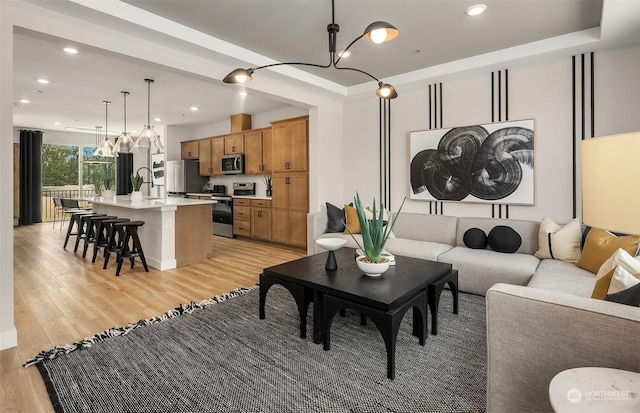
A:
[136,166,154,188]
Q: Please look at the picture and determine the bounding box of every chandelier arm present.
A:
[333,34,364,66]
[254,59,332,72]
[333,65,380,83]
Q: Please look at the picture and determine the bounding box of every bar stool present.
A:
[60,198,86,230]
[114,221,149,276]
[82,215,117,259]
[74,213,106,253]
[63,211,97,249]
[94,218,130,264]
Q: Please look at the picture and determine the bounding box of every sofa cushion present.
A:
[384,238,453,261]
[534,217,582,263]
[605,283,640,306]
[438,246,540,295]
[487,226,522,253]
[326,202,347,233]
[455,217,539,255]
[528,259,596,297]
[390,213,457,245]
[463,228,487,249]
[576,228,640,273]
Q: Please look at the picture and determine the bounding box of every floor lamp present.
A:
[581,131,640,235]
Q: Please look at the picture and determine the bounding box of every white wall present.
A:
[343,44,640,224]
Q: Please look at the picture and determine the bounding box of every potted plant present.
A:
[347,192,405,276]
[263,175,273,197]
[130,172,144,202]
[102,175,114,199]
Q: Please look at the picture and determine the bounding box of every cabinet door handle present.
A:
[285,177,290,184]
[285,162,290,170]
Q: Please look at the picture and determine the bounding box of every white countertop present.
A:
[82,195,217,210]
[185,193,272,201]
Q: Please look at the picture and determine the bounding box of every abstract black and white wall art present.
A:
[409,119,535,204]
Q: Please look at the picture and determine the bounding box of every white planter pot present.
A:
[356,256,390,277]
[102,189,113,199]
[130,191,143,202]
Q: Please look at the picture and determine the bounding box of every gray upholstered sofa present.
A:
[307,211,640,412]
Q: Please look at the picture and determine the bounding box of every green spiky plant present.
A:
[130,172,144,191]
[347,192,405,263]
[102,175,114,191]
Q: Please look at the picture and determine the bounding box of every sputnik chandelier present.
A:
[223,0,399,99]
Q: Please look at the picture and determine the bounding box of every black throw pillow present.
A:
[605,283,640,307]
[326,202,347,233]
[463,228,487,249]
[487,225,522,253]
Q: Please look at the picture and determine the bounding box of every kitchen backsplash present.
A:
[207,175,270,197]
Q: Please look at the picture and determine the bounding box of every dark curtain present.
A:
[116,153,133,195]
[19,130,43,225]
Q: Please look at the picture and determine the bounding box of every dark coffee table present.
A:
[260,247,455,379]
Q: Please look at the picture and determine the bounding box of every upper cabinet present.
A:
[198,137,225,176]
[198,139,212,176]
[244,128,272,174]
[181,140,199,160]
[271,116,308,172]
[224,133,244,154]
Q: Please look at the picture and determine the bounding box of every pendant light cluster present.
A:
[223,0,399,99]
[94,79,164,158]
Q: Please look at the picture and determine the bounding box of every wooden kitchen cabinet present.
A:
[272,172,308,247]
[198,139,212,176]
[224,133,244,154]
[251,199,272,241]
[244,128,272,174]
[181,140,199,159]
[271,116,308,173]
[233,198,251,236]
[199,137,225,176]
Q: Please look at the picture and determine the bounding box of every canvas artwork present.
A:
[409,119,535,204]
[151,153,165,186]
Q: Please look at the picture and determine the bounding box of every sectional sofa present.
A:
[307,211,640,412]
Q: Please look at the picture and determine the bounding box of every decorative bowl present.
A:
[356,256,390,277]
[316,238,347,251]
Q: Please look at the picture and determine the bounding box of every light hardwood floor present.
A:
[1,223,306,413]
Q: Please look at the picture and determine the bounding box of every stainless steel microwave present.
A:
[221,153,244,175]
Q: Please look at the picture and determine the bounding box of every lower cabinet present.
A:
[233,198,251,236]
[251,199,272,241]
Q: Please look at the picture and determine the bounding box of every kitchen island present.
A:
[85,196,215,270]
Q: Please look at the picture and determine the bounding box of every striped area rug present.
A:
[26,284,486,413]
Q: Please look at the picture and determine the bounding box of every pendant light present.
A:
[93,100,113,157]
[114,91,133,154]
[133,78,164,151]
[83,125,110,164]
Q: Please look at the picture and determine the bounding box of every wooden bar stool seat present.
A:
[114,221,149,276]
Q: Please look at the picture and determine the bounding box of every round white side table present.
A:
[549,367,640,412]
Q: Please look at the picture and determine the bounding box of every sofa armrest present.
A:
[486,283,640,413]
[307,212,329,255]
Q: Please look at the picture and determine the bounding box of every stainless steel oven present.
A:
[212,196,233,238]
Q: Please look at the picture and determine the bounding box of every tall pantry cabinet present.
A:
[270,116,309,248]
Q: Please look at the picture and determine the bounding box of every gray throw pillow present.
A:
[326,202,346,233]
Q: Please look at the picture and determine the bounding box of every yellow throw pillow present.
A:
[343,204,361,234]
[534,217,582,263]
[576,228,640,273]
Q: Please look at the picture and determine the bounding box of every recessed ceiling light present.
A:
[466,4,487,16]
[63,47,78,54]
[190,106,199,111]
[37,78,49,84]
[53,121,61,125]
[338,50,351,58]
[19,99,31,104]
[154,117,162,122]
[239,92,247,96]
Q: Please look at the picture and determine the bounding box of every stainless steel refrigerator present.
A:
[165,160,208,196]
